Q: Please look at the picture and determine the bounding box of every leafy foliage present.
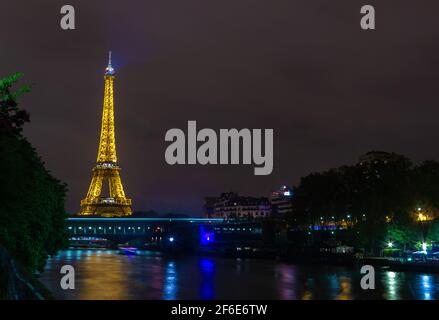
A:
[0,73,67,272]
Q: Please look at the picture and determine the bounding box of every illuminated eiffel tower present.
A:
[79,52,132,217]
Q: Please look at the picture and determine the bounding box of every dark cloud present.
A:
[1,0,439,215]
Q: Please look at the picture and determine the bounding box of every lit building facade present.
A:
[204,192,271,219]
[269,185,294,217]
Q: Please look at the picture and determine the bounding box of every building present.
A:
[203,197,218,218]
[204,192,271,219]
[269,185,294,217]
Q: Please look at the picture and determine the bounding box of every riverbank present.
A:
[360,257,439,273]
[0,246,52,300]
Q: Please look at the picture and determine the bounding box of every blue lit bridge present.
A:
[66,217,224,248]
[66,217,266,249]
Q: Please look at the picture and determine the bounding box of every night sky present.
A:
[2,1,439,215]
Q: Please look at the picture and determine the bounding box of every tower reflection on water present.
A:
[40,250,439,300]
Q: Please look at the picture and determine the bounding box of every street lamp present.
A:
[422,242,427,253]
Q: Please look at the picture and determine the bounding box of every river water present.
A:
[39,249,439,300]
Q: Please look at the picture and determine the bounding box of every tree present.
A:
[293,153,416,255]
[0,73,67,272]
[0,73,30,135]
[427,219,439,243]
[387,222,420,252]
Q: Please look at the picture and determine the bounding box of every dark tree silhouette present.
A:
[0,73,67,273]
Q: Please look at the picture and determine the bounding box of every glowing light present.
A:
[417,213,430,222]
[79,51,132,216]
[422,242,427,253]
[105,51,115,75]
[169,237,175,242]
[388,242,393,248]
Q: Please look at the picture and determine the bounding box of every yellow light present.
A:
[79,55,132,217]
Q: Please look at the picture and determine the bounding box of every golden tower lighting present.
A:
[79,52,132,217]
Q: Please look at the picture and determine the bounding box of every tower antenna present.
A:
[105,51,115,75]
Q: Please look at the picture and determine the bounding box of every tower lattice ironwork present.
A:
[79,52,132,217]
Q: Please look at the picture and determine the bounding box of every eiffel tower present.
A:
[79,52,133,217]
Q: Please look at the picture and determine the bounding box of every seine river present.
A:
[39,249,439,300]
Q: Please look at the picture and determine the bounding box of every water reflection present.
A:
[275,264,298,299]
[336,277,352,300]
[385,271,398,300]
[163,261,177,300]
[199,259,215,300]
[421,275,432,300]
[39,250,439,300]
[419,274,433,300]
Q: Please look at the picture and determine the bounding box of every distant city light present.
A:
[418,213,429,222]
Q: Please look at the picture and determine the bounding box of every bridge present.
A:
[66,217,224,247]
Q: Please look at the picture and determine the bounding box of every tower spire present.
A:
[105,51,115,75]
